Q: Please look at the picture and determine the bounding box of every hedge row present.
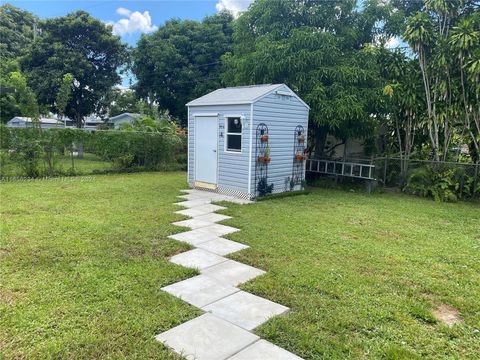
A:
[0,126,187,178]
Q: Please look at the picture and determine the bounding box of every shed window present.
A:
[226,117,242,152]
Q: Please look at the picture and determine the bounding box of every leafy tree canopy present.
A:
[21,11,128,127]
[132,11,233,126]
[222,0,386,154]
[0,60,39,123]
[0,4,38,61]
[102,89,144,118]
[118,114,177,134]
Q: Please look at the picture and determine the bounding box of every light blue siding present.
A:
[251,85,309,194]
[188,104,252,195]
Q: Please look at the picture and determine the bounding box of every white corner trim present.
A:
[247,103,253,195]
[187,106,190,182]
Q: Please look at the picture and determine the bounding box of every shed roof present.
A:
[186,84,309,109]
[108,113,142,122]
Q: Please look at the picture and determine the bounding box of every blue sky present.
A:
[5,0,251,45]
[5,0,254,86]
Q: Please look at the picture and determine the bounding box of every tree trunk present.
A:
[75,113,84,159]
[313,124,329,159]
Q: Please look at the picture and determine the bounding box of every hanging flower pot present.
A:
[260,134,269,142]
[257,156,271,164]
[297,134,305,144]
[295,153,305,161]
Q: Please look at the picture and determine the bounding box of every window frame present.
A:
[224,115,243,154]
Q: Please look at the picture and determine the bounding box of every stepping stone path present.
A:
[157,189,303,360]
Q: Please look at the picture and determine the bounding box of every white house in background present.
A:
[6,116,63,129]
[61,116,106,130]
[82,116,105,131]
[108,113,142,129]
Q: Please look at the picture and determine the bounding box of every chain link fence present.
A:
[307,156,479,201]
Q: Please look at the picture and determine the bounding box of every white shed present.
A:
[186,84,309,199]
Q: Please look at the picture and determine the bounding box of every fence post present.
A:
[383,156,388,187]
[474,164,479,200]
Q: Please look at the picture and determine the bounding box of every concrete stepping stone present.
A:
[175,199,212,208]
[202,260,265,286]
[193,213,232,223]
[168,229,218,246]
[180,189,206,194]
[172,218,213,229]
[227,339,303,360]
[176,194,192,200]
[208,194,236,202]
[203,291,289,331]
[224,198,253,205]
[164,190,301,359]
[196,224,240,237]
[196,238,249,256]
[156,313,259,360]
[161,275,239,308]
[192,204,227,213]
[175,208,212,217]
[170,249,227,270]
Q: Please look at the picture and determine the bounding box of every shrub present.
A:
[86,130,183,170]
[9,131,44,177]
[0,125,186,177]
[257,177,274,197]
[404,165,478,202]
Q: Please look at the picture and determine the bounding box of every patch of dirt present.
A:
[340,232,359,241]
[0,248,10,257]
[0,289,22,306]
[432,304,463,326]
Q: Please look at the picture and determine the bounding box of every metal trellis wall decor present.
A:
[255,123,271,197]
[291,125,306,189]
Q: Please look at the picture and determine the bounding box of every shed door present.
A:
[195,116,218,185]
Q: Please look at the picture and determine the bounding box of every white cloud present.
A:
[116,7,131,17]
[109,8,158,37]
[216,0,254,18]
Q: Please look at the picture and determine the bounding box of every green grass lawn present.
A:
[0,152,112,177]
[221,189,480,359]
[57,152,113,174]
[0,172,198,359]
[1,172,479,359]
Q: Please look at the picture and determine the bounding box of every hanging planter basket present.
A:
[260,134,269,142]
[297,134,305,144]
[295,153,306,161]
[257,156,271,164]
